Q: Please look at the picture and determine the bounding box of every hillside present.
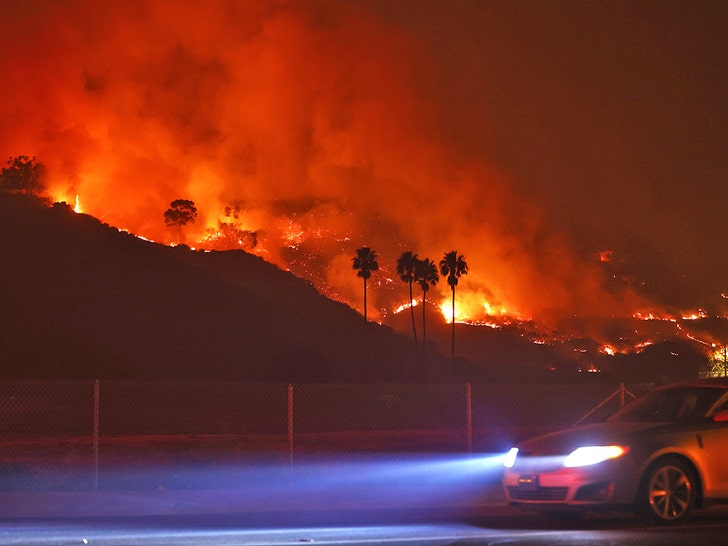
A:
[0,193,422,381]
[0,193,711,384]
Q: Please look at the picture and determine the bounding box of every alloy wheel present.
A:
[646,462,695,522]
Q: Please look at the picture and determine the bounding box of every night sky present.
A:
[372,0,728,307]
[1,0,726,321]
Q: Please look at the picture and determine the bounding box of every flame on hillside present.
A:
[1,0,725,363]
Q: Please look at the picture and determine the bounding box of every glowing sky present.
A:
[375,0,728,311]
[1,0,726,323]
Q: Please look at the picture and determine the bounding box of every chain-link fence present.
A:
[0,380,649,491]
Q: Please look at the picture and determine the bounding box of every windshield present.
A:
[607,386,728,423]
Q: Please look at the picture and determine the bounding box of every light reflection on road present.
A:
[2,509,728,545]
[0,516,728,546]
[2,452,728,545]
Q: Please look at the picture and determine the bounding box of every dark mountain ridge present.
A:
[0,193,420,381]
[0,192,709,384]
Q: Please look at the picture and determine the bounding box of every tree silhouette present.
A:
[439,250,468,365]
[164,199,198,243]
[1,155,45,195]
[352,246,378,323]
[416,257,439,374]
[396,251,419,348]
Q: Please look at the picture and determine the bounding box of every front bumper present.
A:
[502,459,638,510]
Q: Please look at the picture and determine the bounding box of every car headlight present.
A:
[563,445,628,467]
[503,447,519,468]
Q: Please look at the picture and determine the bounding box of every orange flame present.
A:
[0,0,676,334]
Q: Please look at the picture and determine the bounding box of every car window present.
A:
[713,395,728,413]
[608,387,728,423]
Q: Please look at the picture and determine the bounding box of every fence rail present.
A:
[0,380,649,491]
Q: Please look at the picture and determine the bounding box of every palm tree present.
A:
[396,251,419,348]
[352,246,379,323]
[416,257,439,369]
[439,250,468,365]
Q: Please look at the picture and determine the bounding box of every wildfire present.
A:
[633,311,677,322]
[40,183,723,363]
[283,220,305,247]
[679,326,714,347]
[634,308,711,323]
[3,0,725,367]
[393,300,418,314]
[599,249,614,262]
[682,309,708,320]
[4,0,660,332]
[599,341,655,356]
[438,301,471,324]
[635,341,654,351]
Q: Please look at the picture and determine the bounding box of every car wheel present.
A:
[638,457,697,524]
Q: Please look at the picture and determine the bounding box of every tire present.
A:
[637,457,697,524]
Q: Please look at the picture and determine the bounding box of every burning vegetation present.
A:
[0,2,726,381]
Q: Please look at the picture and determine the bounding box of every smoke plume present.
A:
[0,0,646,324]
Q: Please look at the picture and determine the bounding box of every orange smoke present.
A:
[0,0,646,325]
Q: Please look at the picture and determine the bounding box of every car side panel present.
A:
[637,423,728,500]
[694,422,728,498]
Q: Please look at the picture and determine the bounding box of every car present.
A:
[502,377,728,523]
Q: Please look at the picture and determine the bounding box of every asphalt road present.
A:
[2,454,727,544]
[3,508,728,545]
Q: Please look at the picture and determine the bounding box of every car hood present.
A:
[516,421,666,456]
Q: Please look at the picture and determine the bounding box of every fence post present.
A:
[93,379,100,490]
[466,383,472,453]
[288,384,294,471]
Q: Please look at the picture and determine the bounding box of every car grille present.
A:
[508,486,569,501]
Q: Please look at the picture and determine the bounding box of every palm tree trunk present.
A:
[409,281,418,346]
[451,286,456,365]
[421,290,427,380]
[422,292,427,351]
[362,277,368,356]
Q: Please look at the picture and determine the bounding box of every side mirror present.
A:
[712,409,728,423]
